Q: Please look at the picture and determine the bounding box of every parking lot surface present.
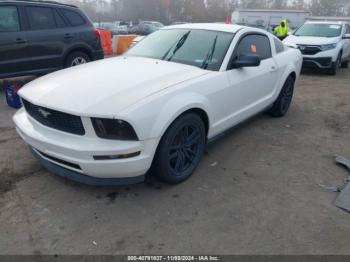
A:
[1,69,350,255]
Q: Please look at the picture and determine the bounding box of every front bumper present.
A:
[302,57,333,69]
[30,147,145,186]
[13,108,159,185]
[301,48,338,69]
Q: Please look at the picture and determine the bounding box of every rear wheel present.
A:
[64,51,90,68]
[152,113,206,184]
[268,76,295,118]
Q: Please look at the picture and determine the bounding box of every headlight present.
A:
[91,118,139,141]
[320,44,337,51]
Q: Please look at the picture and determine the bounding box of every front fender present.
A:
[120,91,212,141]
[150,92,212,140]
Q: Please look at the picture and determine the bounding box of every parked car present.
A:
[95,21,129,35]
[172,22,188,25]
[284,21,350,75]
[129,21,164,35]
[0,0,104,79]
[14,23,302,186]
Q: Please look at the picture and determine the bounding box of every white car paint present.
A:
[13,24,302,184]
[284,21,350,69]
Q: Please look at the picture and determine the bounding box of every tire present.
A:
[64,51,90,68]
[152,113,206,184]
[341,60,349,68]
[328,53,342,75]
[268,76,295,118]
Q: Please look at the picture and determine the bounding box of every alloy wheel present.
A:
[169,124,202,175]
[71,57,87,66]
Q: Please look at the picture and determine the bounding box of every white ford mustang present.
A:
[13,24,302,186]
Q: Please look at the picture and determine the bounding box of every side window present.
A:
[54,10,66,28]
[346,24,350,34]
[61,9,85,26]
[0,6,20,32]
[235,34,272,60]
[26,6,56,30]
[274,37,285,53]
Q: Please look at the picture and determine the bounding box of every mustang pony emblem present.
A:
[38,108,51,118]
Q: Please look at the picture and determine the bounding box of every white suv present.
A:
[284,21,350,75]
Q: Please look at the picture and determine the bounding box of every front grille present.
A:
[298,45,322,55]
[22,99,85,136]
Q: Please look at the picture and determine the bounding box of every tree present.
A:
[239,0,269,9]
[309,0,348,16]
[269,0,288,9]
[291,0,305,10]
[206,0,229,22]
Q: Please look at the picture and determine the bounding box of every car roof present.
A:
[5,0,78,8]
[163,23,245,34]
[305,21,345,25]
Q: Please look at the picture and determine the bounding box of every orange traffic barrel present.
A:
[114,35,138,55]
[98,30,112,56]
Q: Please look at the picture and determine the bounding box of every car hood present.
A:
[19,56,209,117]
[284,35,339,46]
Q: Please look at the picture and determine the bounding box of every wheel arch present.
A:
[63,45,93,65]
[148,93,212,141]
[289,71,296,82]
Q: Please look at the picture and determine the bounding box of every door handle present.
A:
[14,38,27,44]
[64,33,73,39]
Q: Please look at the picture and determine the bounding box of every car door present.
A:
[24,5,68,70]
[0,4,32,77]
[225,33,278,125]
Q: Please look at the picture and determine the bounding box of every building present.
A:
[231,9,311,31]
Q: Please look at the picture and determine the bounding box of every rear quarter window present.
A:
[61,9,85,26]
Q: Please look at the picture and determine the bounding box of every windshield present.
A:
[126,29,234,71]
[294,24,342,38]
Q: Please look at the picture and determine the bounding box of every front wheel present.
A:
[341,60,349,68]
[328,53,342,75]
[152,113,206,184]
[268,76,295,118]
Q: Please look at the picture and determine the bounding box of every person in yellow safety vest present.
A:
[274,19,289,41]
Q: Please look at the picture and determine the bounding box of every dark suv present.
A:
[0,0,104,79]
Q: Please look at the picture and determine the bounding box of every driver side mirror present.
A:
[343,34,350,39]
[229,53,261,69]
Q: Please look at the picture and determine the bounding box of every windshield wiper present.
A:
[201,35,218,69]
[162,31,191,61]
